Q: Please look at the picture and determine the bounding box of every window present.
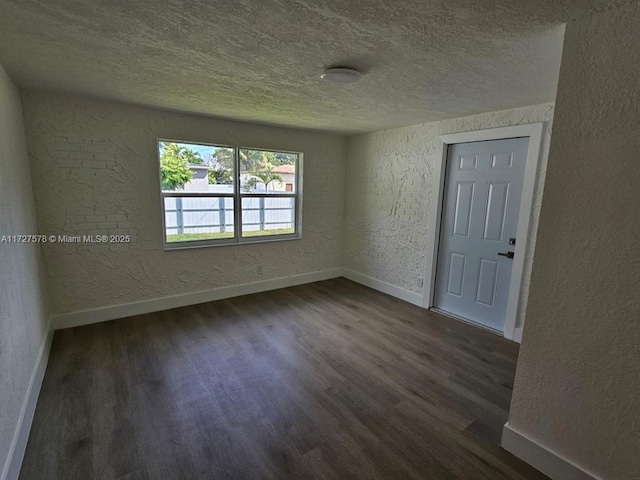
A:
[158,140,301,248]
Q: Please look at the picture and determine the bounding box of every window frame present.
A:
[158,138,303,250]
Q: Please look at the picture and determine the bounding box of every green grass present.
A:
[167,228,295,243]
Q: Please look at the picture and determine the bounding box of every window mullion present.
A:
[295,154,301,237]
[233,147,242,241]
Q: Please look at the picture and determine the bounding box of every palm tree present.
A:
[247,161,283,192]
[160,142,203,165]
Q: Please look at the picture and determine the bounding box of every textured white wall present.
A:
[22,93,346,316]
[0,66,49,475]
[344,103,554,328]
[509,3,640,479]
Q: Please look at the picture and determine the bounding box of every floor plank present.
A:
[20,278,547,479]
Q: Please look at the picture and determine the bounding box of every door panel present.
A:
[453,182,474,237]
[459,154,478,170]
[483,182,509,242]
[475,258,499,307]
[434,137,529,332]
[447,253,467,297]
[491,152,514,169]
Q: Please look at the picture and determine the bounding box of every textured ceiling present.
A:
[0,0,634,133]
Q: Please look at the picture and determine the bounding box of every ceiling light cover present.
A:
[321,67,362,84]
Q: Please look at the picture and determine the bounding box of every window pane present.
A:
[239,149,296,194]
[164,196,234,243]
[241,197,295,237]
[159,141,235,193]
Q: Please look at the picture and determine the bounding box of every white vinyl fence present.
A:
[164,196,295,235]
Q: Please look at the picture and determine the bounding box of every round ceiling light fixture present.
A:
[320,67,362,84]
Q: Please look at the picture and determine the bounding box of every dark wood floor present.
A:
[20,278,547,480]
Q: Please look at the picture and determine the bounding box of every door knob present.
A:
[498,251,515,259]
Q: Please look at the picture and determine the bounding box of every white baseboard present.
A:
[1,326,53,480]
[342,269,423,307]
[502,423,600,480]
[513,326,523,344]
[51,268,343,330]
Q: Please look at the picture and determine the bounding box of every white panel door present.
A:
[434,137,529,332]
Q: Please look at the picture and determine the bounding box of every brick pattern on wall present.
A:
[23,93,346,314]
[44,140,139,253]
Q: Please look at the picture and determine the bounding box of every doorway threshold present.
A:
[429,308,504,337]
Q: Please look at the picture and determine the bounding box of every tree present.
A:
[212,148,234,170]
[159,142,197,190]
[181,148,204,165]
[160,155,192,190]
[239,149,295,172]
[239,149,265,173]
[208,168,232,185]
[246,161,283,192]
[160,142,204,165]
[273,152,296,166]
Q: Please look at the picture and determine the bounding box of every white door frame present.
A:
[422,123,545,343]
